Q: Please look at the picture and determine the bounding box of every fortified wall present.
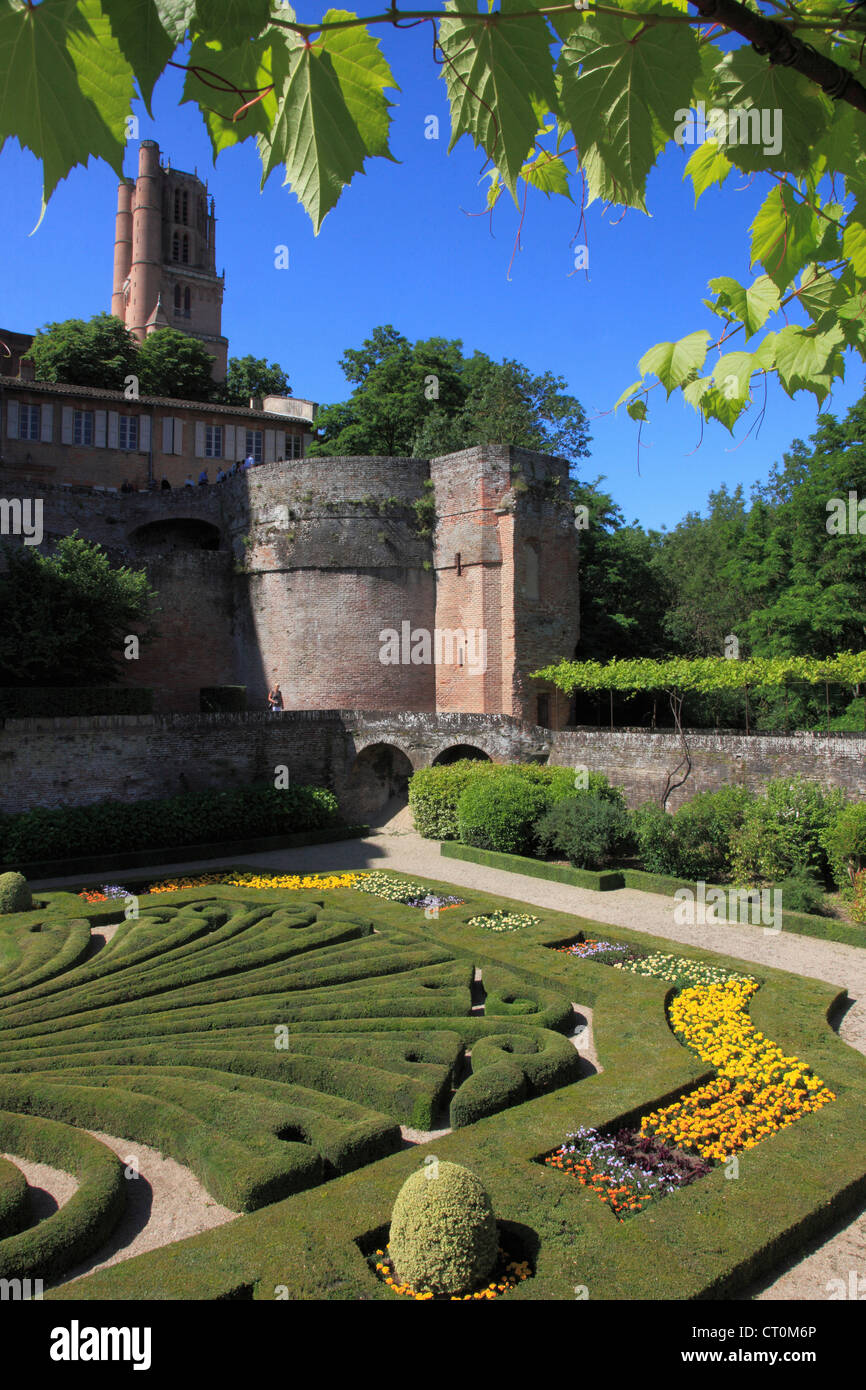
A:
[0,444,581,723]
[1,713,865,821]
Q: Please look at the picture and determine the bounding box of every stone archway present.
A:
[431,744,492,766]
[344,742,416,823]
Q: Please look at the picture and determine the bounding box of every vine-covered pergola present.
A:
[534,652,866,806]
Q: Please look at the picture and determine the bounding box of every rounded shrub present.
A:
[631,802,677,874]
[388,1160,498,1295]
[729,776,845,884]
[822,802,866,893]
[0,871,32,914]
[534,793,632,869]
[776,867,828,917]
[456,774,549,855]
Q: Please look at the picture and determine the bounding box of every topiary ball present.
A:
[0,871,32,914]
[389,1160,498,1296]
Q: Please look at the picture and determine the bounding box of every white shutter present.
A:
[194,421,205,458]
[7,400,19,439]
[162,416,173,455]
[139,415,151,452]
[62,406,73,444]
[173,419,184,455]
[276,430,286,460]
[264,429,276,462]
[224,424,235,459]
[94,410,107,448]
[107,411,119,448]
[40,404,53,442]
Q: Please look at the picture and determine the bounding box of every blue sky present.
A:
[1,16,862,531]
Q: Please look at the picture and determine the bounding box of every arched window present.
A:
[183,287,191,318]
[172,231,179,262]
[174,284,181,315]
[182,190,188,224]
[181,234,189,264]
[174,190,180,222]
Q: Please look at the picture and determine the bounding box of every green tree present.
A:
[220,355,291,405]
[569,479,667,661]
[655,485,751,658]
[310,326,590,463]
[0,535,156,687]
[27,313,138,390]
[136,329,215,401]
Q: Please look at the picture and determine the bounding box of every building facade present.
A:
[0,375,315,489]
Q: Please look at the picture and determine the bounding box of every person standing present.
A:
[268,682,284,714]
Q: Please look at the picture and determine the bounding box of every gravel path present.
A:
[34,822,866,1300]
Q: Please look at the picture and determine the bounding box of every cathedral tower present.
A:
[111,140,229,382]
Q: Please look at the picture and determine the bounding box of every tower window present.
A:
[174,190,180,222]
[172,231,179,262]
[182,189,188,224]
[181,234,189,264]
[174,285,181,315]
[184,286,191,318]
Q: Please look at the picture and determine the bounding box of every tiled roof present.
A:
[0,375,311,424]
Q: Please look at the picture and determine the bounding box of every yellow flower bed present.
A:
[641,977,835,1162]
[222,872,363,892]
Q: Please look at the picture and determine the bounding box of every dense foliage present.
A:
[308,325,591,463]
[534,793,632,870]
[0,535,155,687]
[0,783,340,866]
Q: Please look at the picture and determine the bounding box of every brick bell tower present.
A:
[111,140,229,382]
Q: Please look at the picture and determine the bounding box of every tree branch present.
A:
[688,0,866,115]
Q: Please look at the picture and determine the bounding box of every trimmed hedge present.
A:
[0,687,153,718]
[0,1111,125,1280]
[0,783,341,868]
[46,892,866,1304]
[409,761,622,841]
[441,840,625,891]
[0,1155,28,1239]
[1,870,861,1302]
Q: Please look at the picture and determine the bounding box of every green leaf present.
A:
[0,0,133,219]
[696,384,749,434]
[710,350,754,403]
[183,30,282,156]
[638,330,711,398]
[613,378,644,411]
[520,148,571,198]
[750,183,822,292]
[558,11,701,209]
[438,0,557,199]
[682,374,712,410]
[154,0,195,44]
[706,274,780,340]
[626,399,647,422]
[102,0,176,113]
[260,40,370,233]
[683,139,732,204]
[843,209,866,278]
[193,0,270,45]
[710,47,832,175]
[774,323,846,399]
[317,11,398,161]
